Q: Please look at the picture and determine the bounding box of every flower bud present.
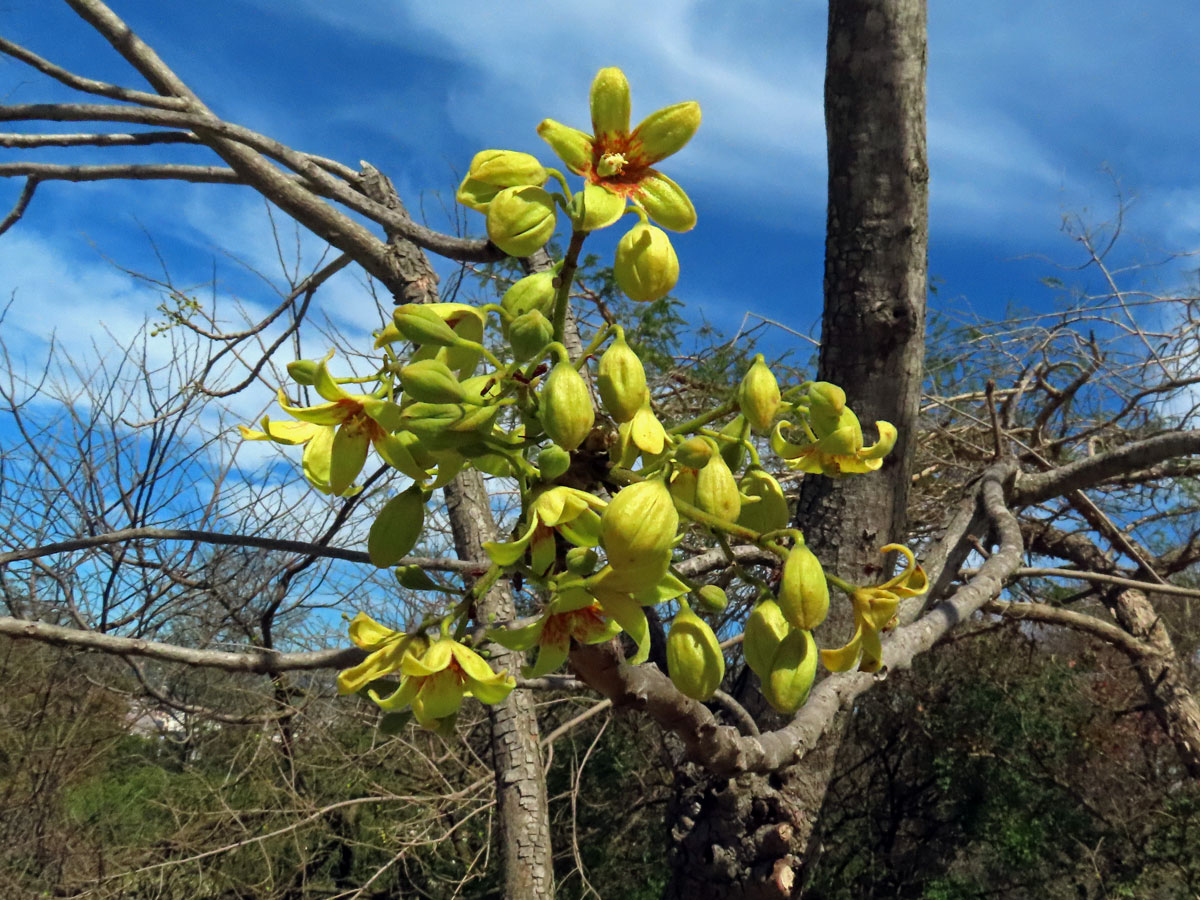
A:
[467,149,547,188]
[508,309,555,362]
[286,358,322,386]
[398,304,486,378]
[601,479,678,574]
[539,360,594,451]
[501,271,557,322]
[738,354,782,434]
[367,487,426,568]
[777,543,829,631]
[805,381,847,437]
[669,465,699,507]
[537,444,572,481]
[597,328,648,423]
[400,358,469,404]
[764,628,818,714]
[628,404,667,457]
[565,546,600,576]
[393,305,461,347]
[666,604,725,700]
[694,454,741,522]
[486,186,557,258]
[737,468,790,536]
[615,222,678,302]
[743,597,789,679]
[674,436,714,469]
[696,584,728,614]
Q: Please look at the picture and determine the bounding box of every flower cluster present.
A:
[242,66,924,732]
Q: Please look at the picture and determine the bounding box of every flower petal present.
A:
[368,676,418,711]
[819,624,865,673]
[522,637,569,679]
[328,425,369,496]
[413,671,464,722]
[635,170,697,233]
[536,119,593,175]
[590,67,631,141]
[402,639,453,677]
[575,182,626,231]
[348,612,398,649]
[301,424,336,490]
[632,101,701,165]
[489,619,547,652]
[592,589,651,664]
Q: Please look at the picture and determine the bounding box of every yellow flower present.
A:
[482,486,607,576]
[770,406,897,478]
[340,614,515,730]
[240,358,417,496]
[537,67,700,232]
[821,545,928,673]
[490,592,622,678]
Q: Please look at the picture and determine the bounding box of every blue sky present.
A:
[2,0,1199,369]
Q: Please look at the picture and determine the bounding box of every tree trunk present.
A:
[666,2,927,895]
[358,169,554,899]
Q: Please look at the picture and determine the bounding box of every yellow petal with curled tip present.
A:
[368,676,418,711]
[860,420,898,460]
[348,612,398,649]
[277,388,353,426]
[239,417,320,445]
[401,639,453,678]
[820,623,864,673]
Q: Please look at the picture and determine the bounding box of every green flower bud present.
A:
[696,584,728,614]
[597,327,649,423]
[666,604,725,700]
[395,565,442,592]
[565,546,600,576]
[393,305,461,346]
[601,479,678,574]
[764,628,819,714]
[806,382,847,437]
[286,358,321,386]
[694,454,741,523]
[539,360,594,451]
[501,271,557,322]
[614,222,679,302]
[466,149,547,188]
[738,354,782,434]
[674,436,714,469]
[537,444,572,481]
[508,309,555,362]
[536,119,593,175]
[777,543,829,631]
[743,597,790,679]
[367,487,426,568]
[486,186,557,258]
[737,468,791,536]
[400,358,469,404]
[395,303,486,378]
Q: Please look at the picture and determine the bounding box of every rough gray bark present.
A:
[358,170,554,899]
[666,2,928,895]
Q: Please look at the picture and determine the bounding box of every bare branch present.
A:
[985,599,1158,660]
[0,176,38,237]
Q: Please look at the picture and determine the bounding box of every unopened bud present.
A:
[696,584,728,614]
[467,149,547,188]
[737,468,790,536]
[286,358,321,386]
[601,479,678,574]
[508,310,555,362]
[738,354,781,434]
[694,454,741,523]
[565,546,599,576]
[666,604,725,700]
[674,436,714,469]
[537,444,572,481]
[400,358,468,404]
[614,222,678,302]
[597,327,648,422]
[777,543,829,631]
[501,271,557,322]
[539,360,594,451]
[743,597,789,679]
[763,628,818,714]
[486,186,557,258]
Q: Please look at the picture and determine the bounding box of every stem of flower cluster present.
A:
[552,229,588,348]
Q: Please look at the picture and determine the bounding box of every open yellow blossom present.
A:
[821,545,928,673]
[537,67,700,232]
